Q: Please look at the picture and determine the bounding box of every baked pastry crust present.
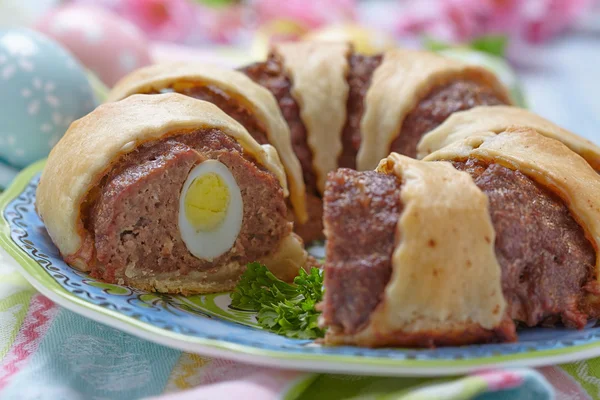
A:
[274,42,351,194]
[107,62,307,223]
[37,93,287,260]
[124,233,310,295]
[356,49,513,171]
[324,154,509,346]
[417,105,600,169]
[425,128,600,296]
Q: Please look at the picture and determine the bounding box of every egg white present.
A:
[178,160,243,261]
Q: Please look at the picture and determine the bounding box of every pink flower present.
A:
[195,5,245,44]
[396,0,593,44]
[253,0,357,29]
[120,0,197,43]
[520,0,593,43]
[395,0,480,42]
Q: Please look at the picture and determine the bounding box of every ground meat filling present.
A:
[338,54,383,169]
[239,54,317,195]
[148,85,269,145]
[454,159,596,328]
[322,169,402,334]
[88,129,290,283]
[391,80,508,158]
[241,54,325,243]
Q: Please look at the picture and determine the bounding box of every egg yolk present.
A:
[184,173,230,231]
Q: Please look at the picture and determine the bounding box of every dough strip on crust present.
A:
[274,42,351,194]
[418,105,600,170]
[357,49,512,171]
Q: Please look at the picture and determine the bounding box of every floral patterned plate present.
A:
[3,161,600,377]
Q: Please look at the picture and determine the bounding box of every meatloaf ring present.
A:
[417,105,600,170]
[321,129,600,347]
[36,93,311,294]
[108,42,513,242]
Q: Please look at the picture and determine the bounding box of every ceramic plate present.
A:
[3,161,600,377]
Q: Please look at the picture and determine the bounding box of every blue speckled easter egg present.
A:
[0,28,97,169]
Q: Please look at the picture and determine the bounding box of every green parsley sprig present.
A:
[230,262,325,339]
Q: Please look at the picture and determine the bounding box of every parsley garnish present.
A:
[230,262,325,339]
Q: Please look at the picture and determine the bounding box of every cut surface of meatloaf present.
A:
[322,161,597,346]
[453,159,596,328]
[322,168,402,334]
[86,129,291,293]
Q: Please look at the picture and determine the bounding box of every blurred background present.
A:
[1,0,600,184]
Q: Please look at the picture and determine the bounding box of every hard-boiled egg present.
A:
[179,160,243,261]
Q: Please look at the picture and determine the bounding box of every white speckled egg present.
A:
[36,5,153,87]
[0,28,97,170]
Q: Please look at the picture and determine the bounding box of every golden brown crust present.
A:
[417,105,600,170]
[256,233,312,282]
[36,93,287,262]
[119,261,245,295]
[121,233,308,295]
[325,315,516,348]
[107,62,307,223]
[356,49,512,171]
